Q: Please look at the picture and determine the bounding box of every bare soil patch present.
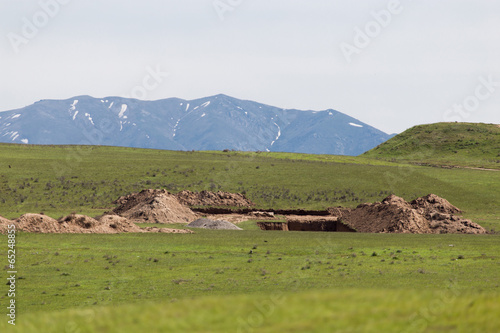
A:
[2,213,192,234]
[204,213,258,224]
[175,190,255,207]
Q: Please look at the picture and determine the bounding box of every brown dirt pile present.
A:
[330,194,486,234]
[410,193,461,215]
[98,215,192,233]
[7,213,192,234]
[0,215,14,234]
[175,190,255,207]
[113,189,198,224]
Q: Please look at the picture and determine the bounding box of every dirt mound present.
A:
[411,193,461,215]
[58,214,110,233]
[175,190,255,207]
[16,214,62,233]
[0,215,14,234]
[187,218,242,230]
[98,215,192,233]
[113,189,198,224]
[332,194,486,234]
[10,213,192,234]
[340,200,429,233]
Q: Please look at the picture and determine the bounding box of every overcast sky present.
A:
[1,0,499,133]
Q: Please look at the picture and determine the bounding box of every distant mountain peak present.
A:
[0,94,392,155]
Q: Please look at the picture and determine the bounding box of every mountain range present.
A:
[0,94,394,155]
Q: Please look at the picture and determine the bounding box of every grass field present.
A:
[0,142,499,332]
[0,143,498,229]
[1,228,499,332]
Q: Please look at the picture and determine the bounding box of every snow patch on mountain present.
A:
[349,122,363,128]
[85,113,95,125]
[270,122,281,146]
[119,104,127,118]
[173,118,181,137]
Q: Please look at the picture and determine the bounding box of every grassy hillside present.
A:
[363,122,500,169]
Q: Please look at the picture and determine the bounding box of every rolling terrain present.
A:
[0,130,499,332]
[0,143,498,230]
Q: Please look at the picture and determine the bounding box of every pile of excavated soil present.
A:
[175,190,255,207]
[0,215,13,234]
[98,215,192,233]
[187,218,242,230]
[113,189,198,224]
[410,193,461,215]
[7,213,192,234]
[331,194,486,234]
[15,214,63,233]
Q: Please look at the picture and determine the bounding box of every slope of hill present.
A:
[0,94,392,155]
[363,122,500,169]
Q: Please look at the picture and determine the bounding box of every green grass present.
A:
[5,289,500,333]
[1,230,499,332]
[0,142,499,331]
[0,144,498,230]
[363,122,500,169]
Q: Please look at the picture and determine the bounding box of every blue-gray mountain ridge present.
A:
[0,94,394,155]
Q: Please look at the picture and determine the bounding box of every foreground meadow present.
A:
[0,144,499,331]
[1,228,499,332]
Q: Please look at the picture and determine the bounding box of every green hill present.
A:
[363,122,500,169]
